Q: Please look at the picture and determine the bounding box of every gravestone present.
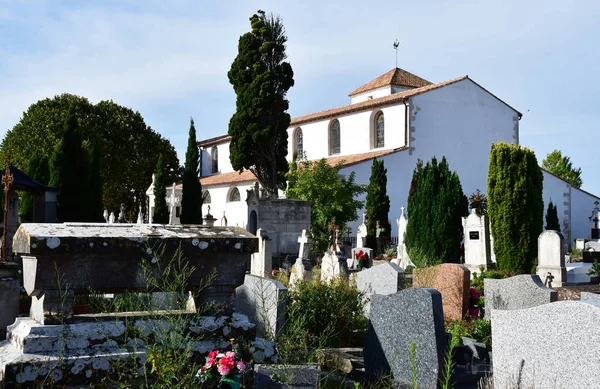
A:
[394,206,414,270]
[320,251,347,282]
[12,223,258,324]
[356,213,368,248]
[0,263,19,338]
[355,262,404,315]
[234,274,286,338]
[462,209,492,274]
[583,240,600,263]
[580,292,600,301]
[484,275,557,319]
[537,230,566,287]
[413,263,470,321]
[289,230,312,289]
[254,364,319,389]
[492,300,600,389]
[350,247,373,270]
[364,288,445,389]
[250,229,272,277]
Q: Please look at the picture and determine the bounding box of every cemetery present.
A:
[1,8,599,389]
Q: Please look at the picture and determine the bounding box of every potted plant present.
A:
[355,250,368,270]
[587,260,600,284]
[73,293,90,314]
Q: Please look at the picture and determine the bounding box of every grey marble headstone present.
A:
[492,300,600,389]
[234,275,287,338]
[355,262,404,315]
[580,292,600,301]
[364,288,445,389]
[254,364,318,389]
[484,275,557,319]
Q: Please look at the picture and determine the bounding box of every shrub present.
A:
[446,318,492,349]
[487,142,544,274]
[470,266,515,295]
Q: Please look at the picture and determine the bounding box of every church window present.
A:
[211,146,219,174]
[228,187,240,202]
[329,119,340,155]
[294,128,303,156]
[375,111,385,148]
[202,190,211,204]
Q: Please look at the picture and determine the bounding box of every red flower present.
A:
[208,350,219,360]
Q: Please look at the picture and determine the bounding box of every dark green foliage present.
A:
[153,154,169,224]
[0,94,180,219]
[365,158,391,247]
[228,10,295,196]
[487,142,544,274]
[180,118,203,224]
[545,200,560,232]
[542,149,583,188]
[52,114,91,222]
[286,158,366,255]
[86,138,104,222]
[405,157,469,266]
[19,154,50,222]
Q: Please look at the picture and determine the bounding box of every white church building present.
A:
[149,67,599,247]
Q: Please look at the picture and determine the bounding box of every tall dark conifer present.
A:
[19,154,50,222]
[545,200,560,232]
[365,158,391,249]
[153,154,169,224]
[180,118,202,224]
[87,138,104,222]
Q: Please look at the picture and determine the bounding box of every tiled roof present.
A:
[199,148,407,187]
[349,68,432,97]
[200,170,257,186]
[290,76,469,126]
[197,134,231,148]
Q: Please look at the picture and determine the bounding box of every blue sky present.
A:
[1,0,599,195]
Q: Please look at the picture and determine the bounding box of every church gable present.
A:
[349,68,432,103]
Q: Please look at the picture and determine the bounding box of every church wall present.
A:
[201,183,254,229]
[570,186,600,241]
[350,86,393,104]
[288,104,407,161]
[200,141,233,177]
[541,170,571,245]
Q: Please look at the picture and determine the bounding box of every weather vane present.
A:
[393,39,400,68]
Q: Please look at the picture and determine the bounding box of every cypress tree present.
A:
[180,118,203,224]
[405,157,468,266]
[487,142,544,274]
[53,113,88,222]
[19,154,50,222]
[365,158,391,250]
[545,200,560,232]
[153,154,169,224]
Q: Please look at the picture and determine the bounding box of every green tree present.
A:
[406,157,468,266]
[180,118,203,224]
[19,154,50,223]
[286,158,366,255]
[365,158,391,250]
[487,142,544,274]
[545,200,560,232]
[0,94,180,219]
[86,138,104,222]
[153,154,169,224]
[52,113,89,222]
[541,149,583,188]
[228,10,295,196]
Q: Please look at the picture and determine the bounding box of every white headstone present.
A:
[250,228,272,277]
[103,209,109,223]
[289,230,312,289]
[356,213,368,247]
[108,212,116,224]
[297,229,311,260]
[537,230,566,287]
[394,206,414,270]
[321,251,346,282]
[462,209,492,275]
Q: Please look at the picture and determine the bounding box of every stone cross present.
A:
[1,154,13,262]
[298,229,312,260]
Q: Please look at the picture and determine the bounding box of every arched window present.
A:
[329,119,340,155]
[211,146,219,174]
[202,191,211,204]
[294,128,303,156]
[375,112,385,148]
[228,187,240,202]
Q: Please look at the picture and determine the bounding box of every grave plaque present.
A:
[469,231,479,240]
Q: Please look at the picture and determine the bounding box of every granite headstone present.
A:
[355,262,404,315]
[484,275,557,319]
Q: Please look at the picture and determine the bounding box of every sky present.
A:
[0,0,599,194]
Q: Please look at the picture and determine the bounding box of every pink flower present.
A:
[225,351,236,359]
[236,361,246,372]
[208,350,219,359]
[205,358,216,368]
[218,364,232,376]
[272,269,279,276]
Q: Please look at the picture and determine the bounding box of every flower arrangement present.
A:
[468,287,482,318]
[197,349,247,389]
[355,250,368,269]
[271,269,279,276]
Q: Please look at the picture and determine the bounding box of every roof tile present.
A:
[348,68,432,96]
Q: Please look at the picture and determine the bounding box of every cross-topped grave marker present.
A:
[298,229,311,260]
[2,153,14,262]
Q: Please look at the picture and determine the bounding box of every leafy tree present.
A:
[52,113,89,222]
[406,157,468,266]
[286,158,366,256]
[228,10,295,196]
[545,200,560,232]
[86,138,104,222]
[541,149,582,188]
[365,158,391,250]
[180,118,203,224]
[487,142,544,274]
[19,154,50,222]
[0,94,180,220]
[153,154,169,224]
